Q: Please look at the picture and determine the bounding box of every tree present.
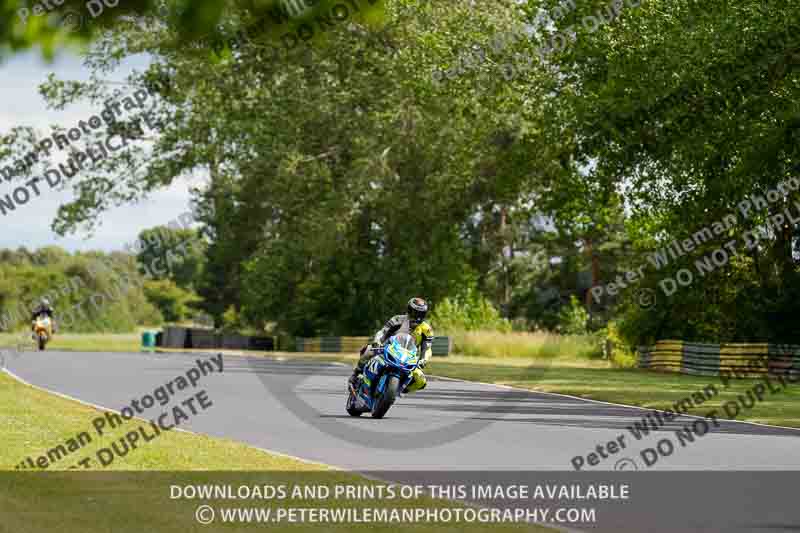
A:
[534,0,800,343]
[0,0,312,62]
[142,278,199,322]
[135,226,205,290]
[21,0,800,343]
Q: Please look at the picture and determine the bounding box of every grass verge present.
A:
[0,370,546,533]
[0,331,142,353]
[449,330,603,360]
[430,355,800,428]
[0,369,323,472]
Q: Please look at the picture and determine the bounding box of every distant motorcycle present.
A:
[346,333,421,419]
[32,316,52,351]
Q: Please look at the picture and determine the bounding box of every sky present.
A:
[0,48,200,253]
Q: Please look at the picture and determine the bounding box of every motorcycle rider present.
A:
[31,298,56,334]
[349,297,434,394]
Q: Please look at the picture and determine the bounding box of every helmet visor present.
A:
[408,298,428,321]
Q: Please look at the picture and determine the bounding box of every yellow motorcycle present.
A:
[32,316,52,351]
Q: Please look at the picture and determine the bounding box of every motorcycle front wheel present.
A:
[371,375,399,419]
[38,334,46,351]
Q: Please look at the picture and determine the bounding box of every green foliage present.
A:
[557,295,589,335]
[16,0,800,344]
[220,305,244,333]
[136,226,205,290]
[430,289,511,334]
[142,279,199,323]
[0,247,162,333]
[0,1,303,63]
[602,322,638,369]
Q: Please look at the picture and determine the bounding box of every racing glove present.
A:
[418,358,428,369]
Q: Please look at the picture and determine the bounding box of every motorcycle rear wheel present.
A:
[371,375,399,419]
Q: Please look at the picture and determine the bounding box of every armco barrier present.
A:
[638,340,800,377]
[296,336,451,356]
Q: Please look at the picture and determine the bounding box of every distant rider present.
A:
[349,297,434,394]
[31,298,56,334]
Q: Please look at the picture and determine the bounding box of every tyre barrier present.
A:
[296,336,451,356]
[156,326,275,351]
[637,340,800,377]
[162,326,188,348]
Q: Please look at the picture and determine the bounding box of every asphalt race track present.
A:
[6,350,800,470]
[6,350,800,532]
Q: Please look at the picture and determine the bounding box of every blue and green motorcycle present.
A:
[346,333,420,419]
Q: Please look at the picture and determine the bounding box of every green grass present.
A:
[425,330,800,427]
[0,370,547,533]
[0,331,144,353]
[448,330,603,360]
[430,355,800,428]
[0,369,324,471]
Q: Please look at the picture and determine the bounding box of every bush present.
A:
[603,321,638,368]
[221,305,245,333]
[142,279,200,323]
[557,295,589,335]
[0,252,163,333]
[430,289,511,333]
[452,330,603,359]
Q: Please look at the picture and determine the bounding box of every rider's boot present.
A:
[348,364,364,389]
[349,343,374,388]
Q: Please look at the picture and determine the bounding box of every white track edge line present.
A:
[1,367,336,470]
[2,366,571,532]
[430,374,800,434]
[199,351,800,434]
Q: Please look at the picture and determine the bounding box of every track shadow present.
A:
[164,352,800,438]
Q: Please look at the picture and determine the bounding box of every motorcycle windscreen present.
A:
[386,334,418,369]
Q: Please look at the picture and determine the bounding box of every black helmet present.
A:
[407,297,428,323]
